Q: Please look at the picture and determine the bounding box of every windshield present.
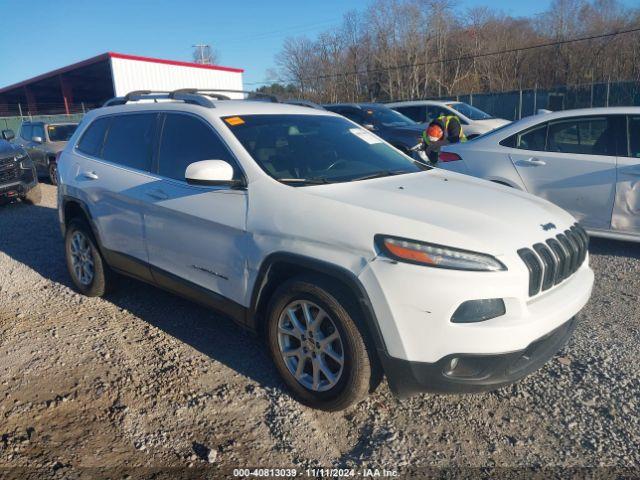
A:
[223,114,426,185]
[447,103,494,121]
[47,124,78,142]
[365,107,416,127]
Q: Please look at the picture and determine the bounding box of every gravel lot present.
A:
[0,184,638,479]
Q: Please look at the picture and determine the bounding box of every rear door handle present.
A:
[80,171,99,180]
[146,188,169,200]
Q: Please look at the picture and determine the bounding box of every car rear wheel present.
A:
[266,276,376,411]
[65,219,115,296]
[48,162,58,186]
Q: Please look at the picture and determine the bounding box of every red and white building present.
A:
[0,52,245,116]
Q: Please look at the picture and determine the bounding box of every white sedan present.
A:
[387,100,510,138]
[438,107,640,242]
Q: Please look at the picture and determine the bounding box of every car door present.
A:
[611,115,640,234]
[74,113,159,277]
[507,116,617,229]
[143,112,248,306]
[29,123,47,173]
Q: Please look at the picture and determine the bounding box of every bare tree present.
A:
[272,0,640,102]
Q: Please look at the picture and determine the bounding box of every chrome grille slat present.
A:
[521,223,588,297]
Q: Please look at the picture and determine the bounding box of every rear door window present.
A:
[102,113,157,171]
[158,113,238,181]
[77,117,110,157]
[546,117,612,156]
[395,106,425,123]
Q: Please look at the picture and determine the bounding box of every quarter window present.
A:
[547,117,611,155]
[158,113,236,181]
[77,117,110,157]
[102,113,157,171]
[516,124,548,151]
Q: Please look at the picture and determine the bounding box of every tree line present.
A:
[259,0,640,103]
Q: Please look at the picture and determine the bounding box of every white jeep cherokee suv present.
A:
[57,90,594,411]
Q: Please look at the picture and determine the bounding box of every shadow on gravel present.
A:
[0,202,284,393]
[589,237,640,260]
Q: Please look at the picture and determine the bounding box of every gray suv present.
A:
[15,121,78,185]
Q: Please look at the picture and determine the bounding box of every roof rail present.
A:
[172,88,279,103]
[102,88,279,108]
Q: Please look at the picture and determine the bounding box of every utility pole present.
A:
[192,44,211,64]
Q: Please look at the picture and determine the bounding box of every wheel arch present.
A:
[61,196,102,246]
[248,253,387,354]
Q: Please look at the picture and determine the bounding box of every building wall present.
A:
[110,57,244,99]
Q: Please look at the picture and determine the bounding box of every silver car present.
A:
[15,121,78,185]
[438,107,640,242]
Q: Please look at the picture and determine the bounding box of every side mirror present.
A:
[362,123,376,131]
[2,129,15,141]
[32,136,43,144]
[185,160,244,187]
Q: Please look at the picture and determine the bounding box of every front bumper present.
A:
[381,316,576,397]
[0,174,38,199]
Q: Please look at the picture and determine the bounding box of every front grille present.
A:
[518,223,589,297]
[0,157,19,184]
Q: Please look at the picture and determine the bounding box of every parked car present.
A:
[0,131,41,204]
[438,107,640,242]
[323,103,426,153]
[283,99,326,110]
[58,90,593,410]
[15,121,78,185]
[387,100,510,139]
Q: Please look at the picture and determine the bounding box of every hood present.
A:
[0,140,24,159]
[474,118,510,129]
[304,169,576,257]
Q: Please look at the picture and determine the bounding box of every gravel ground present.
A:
[0,184,638,479]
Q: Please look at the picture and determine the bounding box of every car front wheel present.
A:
[64,219,115,296]
[266,276,377,411]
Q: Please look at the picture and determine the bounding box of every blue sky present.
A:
[0,0,599,89]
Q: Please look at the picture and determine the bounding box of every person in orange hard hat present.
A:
[414,114,466,164]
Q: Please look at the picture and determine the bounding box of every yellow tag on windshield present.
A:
[225,116,245,126]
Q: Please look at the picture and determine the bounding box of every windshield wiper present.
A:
[349,170,410,182]
[279,177,331,185]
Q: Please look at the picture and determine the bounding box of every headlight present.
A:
[375,235,506,271]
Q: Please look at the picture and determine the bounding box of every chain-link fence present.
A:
[0,113,85,137]
[440,80,640,121]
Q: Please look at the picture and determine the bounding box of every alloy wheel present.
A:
[69,231,94,286]
[277,300,345,392]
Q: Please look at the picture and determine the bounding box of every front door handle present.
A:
[80,171,99,180]
[146,188,169,200]
[520,157,546,166]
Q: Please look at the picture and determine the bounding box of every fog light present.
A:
[451,298,505,323]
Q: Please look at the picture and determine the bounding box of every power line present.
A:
[250,25,640,86]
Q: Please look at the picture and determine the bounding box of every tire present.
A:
[266,275,378,411]
[48,162,58,186]
[64,218,115,297]
[22,184,42,205]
